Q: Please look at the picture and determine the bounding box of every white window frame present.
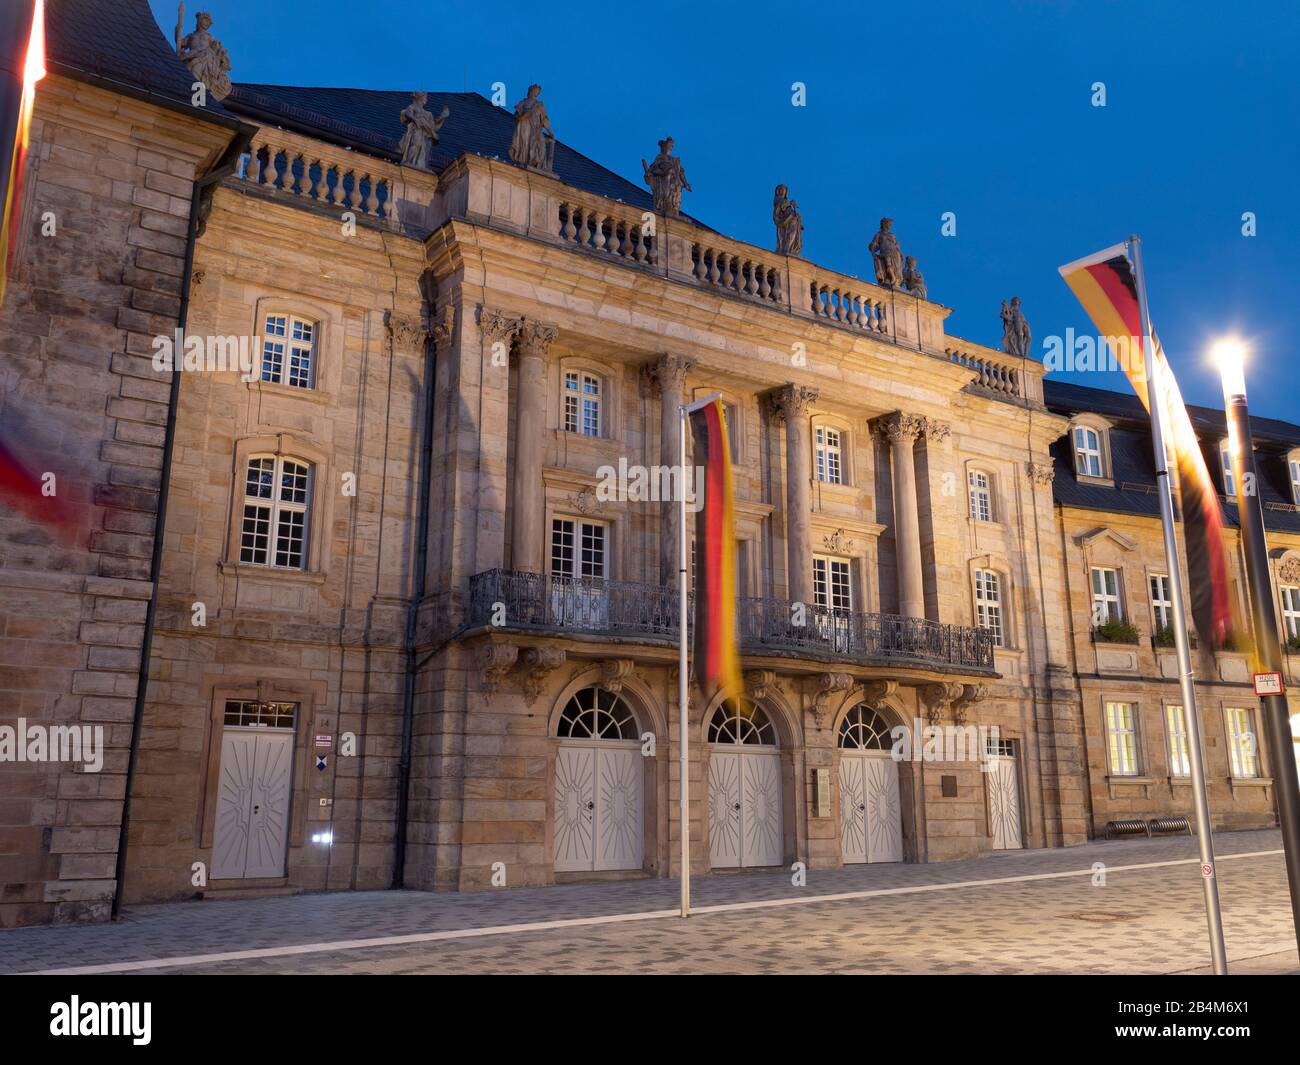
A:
[1165,704,1190,778]
[1290,457,1300,506]
[814,425,844,485]
[240,454,312,569]
[812,555,852,613]
[1091,566,1123,625]
[1225,707,1259,778]
[1150,573,1173,633]
[974,568,1004,647]
[1073,425,1104,478]
[1220,443,1235,498]
[968,469,993,522]
[261,313,316,389]
[563,371,602,437]
[1105,701,1141,776]
[1281,585,1300,642]
[550,517,607,580]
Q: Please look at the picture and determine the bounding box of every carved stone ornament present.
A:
[811,672,853,728]
[508,84,556,174]
[1278,556,1300,584]
[642,135,690,216]
[384,310,425,350]
[902,255,927,300]
[767,383,818,422]
[1000,296,1031,359]
[745,670,778,702]
[397,91,450,171]
[773,184,804,257]
[919,681,965,725]
[516,319,559,358]
[431,304,456,352]
[822,529,856,555]
[1026,461,1055,486]
[644,352,696,395]
[860,679,898,707]
[478,643,519,696]
[868,217,904,289]
[569,484,605,517]
[921,417,951,442]
[520,647,565,705]
[175,7,233,101]
[952,683,989,726]
[600,658,635,694]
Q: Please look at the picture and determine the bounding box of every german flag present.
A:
[688,398,742,701]
[1,0,44,308]
[1059,243,1234,650]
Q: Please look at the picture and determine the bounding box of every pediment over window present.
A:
[1076,526,1138,552]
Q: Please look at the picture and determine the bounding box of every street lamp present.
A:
[1215,337,1300,956]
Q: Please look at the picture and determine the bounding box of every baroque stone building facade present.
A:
[1,1,1297,924]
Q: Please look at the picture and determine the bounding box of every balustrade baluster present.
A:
[365,175,380,215]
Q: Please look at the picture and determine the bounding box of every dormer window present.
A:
[1219,442,1235,498]
[1289,454,1300,505]
[1073,425,1104,478]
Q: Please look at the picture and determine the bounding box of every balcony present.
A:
[466,570,996,673]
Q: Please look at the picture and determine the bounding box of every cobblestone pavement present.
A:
[2,830,1295,975]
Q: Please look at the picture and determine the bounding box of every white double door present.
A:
[708,747,783,868]
[985,754,1023,850]
[212,728,294,879]
[839,751,903,864]
[554,741,643,872]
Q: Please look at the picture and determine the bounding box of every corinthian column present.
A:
[770,384,819,608]
[878,412,926,618]
[647,353,696,586]
[511,319,558,573]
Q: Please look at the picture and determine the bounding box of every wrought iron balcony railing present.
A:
[466,569,995,672]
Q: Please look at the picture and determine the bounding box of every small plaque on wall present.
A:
[814,767,831,818]
[941,775,958,798]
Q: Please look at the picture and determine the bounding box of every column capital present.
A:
[384,310,426,350]
[1025,460,1055,486]
[430,304,456,352]
[642,352,697,395]
[767,383,819,422]
[920,416,951,442]
[478,307,522,345]
[516,319,559,358]
[873,411,925,444]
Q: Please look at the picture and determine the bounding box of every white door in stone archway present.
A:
[554,740,643,872]
[986,750,1022,850]
[706,700,783,869]
[840,751,902,863]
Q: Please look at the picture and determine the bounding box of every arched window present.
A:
[708,699,776,745]
[556,687,637,739]
[838,704,894,750]
[261,313,317,389]
[240,455,312,569]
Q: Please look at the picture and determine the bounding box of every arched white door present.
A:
[553,687,643,872]
[838,705,903,864]
[707,700,783,868]
[985,738,1022,850]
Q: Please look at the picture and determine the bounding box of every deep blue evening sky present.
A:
[151,0,1300,420]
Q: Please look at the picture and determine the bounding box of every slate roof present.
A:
[45,0,237,123]
[1043,379,1300,536]
[223,83,708,227]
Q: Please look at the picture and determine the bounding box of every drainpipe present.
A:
[392,299,439,888]
[110,126,253,920]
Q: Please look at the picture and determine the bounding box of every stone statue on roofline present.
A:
[868,217,904,289]
[508,84,556,173]
[398,92,450,170]
[773,184,804,256]
[1001,296,1031,358]
[643,136,690,216]
[902,255,927,299]
[174,5,232,102]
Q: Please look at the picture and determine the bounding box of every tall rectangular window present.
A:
[1165,704,1190,777]
[974,568,1004,647]
[968,470,992,521]
[1290,459,1300,505]
[1074,426,1102,478]
[563,372,602,436]
[1226,708,1259,778]
[1105,701,1140,776]
[812,555,852,612]
[1150,574,1173,632]
[240,456,311,569]
[261,314,315,389]
[815,426,843,485]
[551,519,606,580]
[1091,567,1122,624]
[1220,446,1236,498]
[1281,586,1300,641]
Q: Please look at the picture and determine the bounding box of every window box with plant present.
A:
[1286,635,1300,654]
[1093,619,1141,644]
[1152,626,1197,649]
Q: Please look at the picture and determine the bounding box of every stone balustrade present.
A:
[945,344,1043,404]
[556,199,657,264]
[687,237,783,305]
[806,273,889,334]
[235,129,402,227]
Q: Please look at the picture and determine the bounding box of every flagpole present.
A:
[678,401,690,918]
[1129,235,1228,974]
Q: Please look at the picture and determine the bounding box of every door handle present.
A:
[253,804,261,814]
[732,802,741,811]
[586,800,595,811]
[858,803,866,811]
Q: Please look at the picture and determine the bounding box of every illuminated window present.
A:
[1281,585,1300,641]
[1073,426,1103,478]
[1165,704,1190,777]
[1150,574,1173,632]
[968,470,993,522]
[974,568,1004,647]
[1091,567,1123,624]
[815,426,844,484]
[1226,707,1258,778]
[240,455,311,569]
[261,314,315,388]
[812,555,852,612]
[1106,701,1140,776]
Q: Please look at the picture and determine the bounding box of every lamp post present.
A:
[1216,338,1300,956]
